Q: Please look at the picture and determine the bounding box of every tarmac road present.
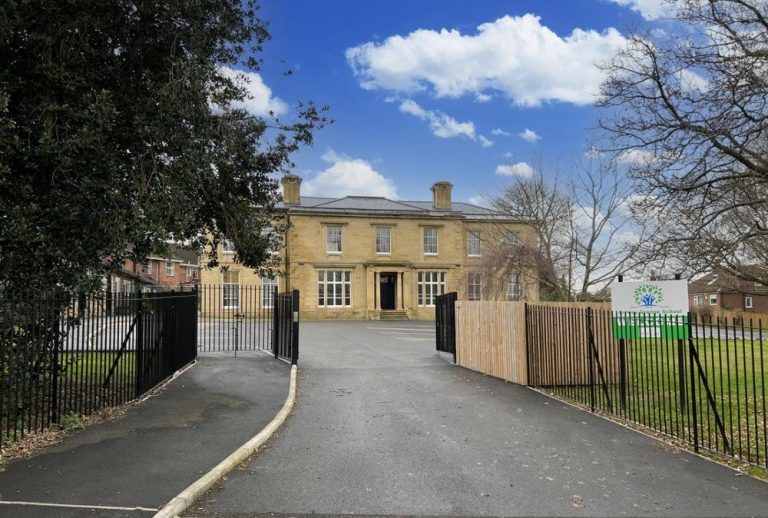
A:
[195,321,768,518]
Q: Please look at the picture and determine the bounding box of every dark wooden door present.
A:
[380,273,396,310]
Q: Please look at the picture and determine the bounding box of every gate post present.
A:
[272,286,279,359]
[135,291,144,398]
[291,289,300,365]
[586,307,595,412]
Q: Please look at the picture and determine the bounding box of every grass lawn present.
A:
[541,336,768,468]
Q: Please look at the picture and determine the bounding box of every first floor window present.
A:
[143,260,152,274]
[467,230,481,257]
[506,273,521,301]
[376,226,391,254]
[222,270,240,308]
[418,271,445,307]
[326,225,343,253]
[693,295,700,307]
[709,294,718,305]
[745,296,753,309]
[467,272,482,301]
[222,239,236,253]
[423,227,438,255]
[261,275,278,308]
[186,267,199,281]
[165,260,175,277]
[318,270,352,307]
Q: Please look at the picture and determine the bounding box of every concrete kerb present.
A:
[154,364,298,518]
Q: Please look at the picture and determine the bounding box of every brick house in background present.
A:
[689,271,768,315]
[110,247,200,293]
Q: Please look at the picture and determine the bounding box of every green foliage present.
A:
[59,412,84,431]
[0,0,328,292]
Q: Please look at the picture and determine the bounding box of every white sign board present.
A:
[611,280,689,314]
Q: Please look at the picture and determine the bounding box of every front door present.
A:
[379,273,397,310]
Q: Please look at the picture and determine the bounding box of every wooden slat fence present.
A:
[455,301,528,385]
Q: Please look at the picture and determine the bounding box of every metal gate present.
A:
[435,292,457,362]
[273,290,299,365]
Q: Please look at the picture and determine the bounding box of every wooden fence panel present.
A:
[455,301,527,385]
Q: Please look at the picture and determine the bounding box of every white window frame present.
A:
[745,296,753,309]
[423,227,438,255]
[417,271,446,307]
[186,266,199,281]
[709,294,718,306]
[375,226,391,255]
[506,273,522,301]
[261,275,279,309]
[326,226,343,254]
[693,295,700,307]
[165,260,174,277]
[222,270,240,309]
[506,230,520,245]
[467,230,481,257]
[143,260,152,275]
[467,272,482,301]
[317,270,352,307]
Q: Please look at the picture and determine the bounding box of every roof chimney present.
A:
[281,174,302,205]
[431,181,453,210]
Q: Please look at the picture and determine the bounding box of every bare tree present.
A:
[482,158,645,301]
[598,0,768,284]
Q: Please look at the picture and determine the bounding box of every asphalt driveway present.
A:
[195,320,768,517]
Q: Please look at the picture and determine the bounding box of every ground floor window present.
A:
[261,275,278,308]
[222,270,240,309]
[467,272,482,301]
[318,270,352,307]
[506,273,521,301]
[418,271,445,307]
[745,296,753,309]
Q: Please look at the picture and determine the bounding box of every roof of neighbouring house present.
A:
[689,269,768,295]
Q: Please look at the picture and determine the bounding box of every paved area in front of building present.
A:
[0,354,290,517]
[196,321,768,518]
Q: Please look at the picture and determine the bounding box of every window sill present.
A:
[326,252,342,256]
[423,253,438,256]
[467,254,481,258]
[376,252,392,256]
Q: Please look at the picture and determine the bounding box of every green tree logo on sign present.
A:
[634,284,664,307]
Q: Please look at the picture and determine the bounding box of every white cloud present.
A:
[398,99,493,147]
[468,195,491,207]
[616,148,655,164]
[496,162,535,177]
[492,128,513,137]
[346,14,627,107]
[475,93,493,103]
[608,0,677,20]
[679,69,709,92]
[519,128,541,143]
[217,66,288,116]
[303,150,398,198]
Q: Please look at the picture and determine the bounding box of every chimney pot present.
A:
[431,181,453,210]
[281,174,302,205]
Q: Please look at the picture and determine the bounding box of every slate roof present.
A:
[277,195,505,218]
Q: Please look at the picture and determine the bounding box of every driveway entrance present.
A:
[197,321,768,517]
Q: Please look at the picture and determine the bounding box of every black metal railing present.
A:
[526,305,768,469]
[195,284,275,353]
[435,292,457,362]
[0,291,198,446]
[273,290,299,365]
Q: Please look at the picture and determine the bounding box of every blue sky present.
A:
[236,0,674,204]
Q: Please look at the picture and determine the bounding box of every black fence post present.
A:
[291,289,300,365]
[617,275,627,411]
[689,332,699,452]
[450,292,457,364]
[675,273,687,413]
[587,307,595,412]
[272,286,279,359]
[50,295,61,425]
[135,291,144,398]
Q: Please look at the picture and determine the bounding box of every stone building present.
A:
[199,175,538,320]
